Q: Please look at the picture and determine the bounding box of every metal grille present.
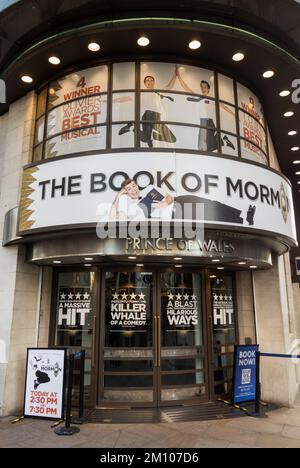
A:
[85,401,260,424]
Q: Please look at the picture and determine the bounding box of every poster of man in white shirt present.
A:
[109,179,174,221]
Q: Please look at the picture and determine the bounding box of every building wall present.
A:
[0,91,42,415]
[253,253,299,406]
[236,271,256,345]
[0,87,299,414]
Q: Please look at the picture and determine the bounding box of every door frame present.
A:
[206,269,239,401]
[95,266,212,409]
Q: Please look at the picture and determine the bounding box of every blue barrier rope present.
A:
[260,353,300,359]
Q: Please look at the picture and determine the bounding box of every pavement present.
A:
[2,407,300,448]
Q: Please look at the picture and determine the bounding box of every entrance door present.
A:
[157,271,208,406]
[97,269,208,408]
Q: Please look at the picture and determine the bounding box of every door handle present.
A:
[157,316,161,368]
[92,315,97,368]
[154,316,158,367]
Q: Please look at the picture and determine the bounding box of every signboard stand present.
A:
[23,348,66,421]
[54,354,80,436]
[218,344,261,417]
[232,344,260,416]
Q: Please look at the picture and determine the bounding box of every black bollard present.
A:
[54,353,80,436]
[255,351,261,416]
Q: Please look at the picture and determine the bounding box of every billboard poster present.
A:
[18,151,297,246]
[24,348,66,420]
[45,66,108,158]
[232,345,259,404]
[237,83,267,165]
[212,288,234,328]
[57,287,92,329]
[109,288,150,332]
[164,290,199,330]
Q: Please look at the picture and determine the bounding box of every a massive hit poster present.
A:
[23,348,66,420]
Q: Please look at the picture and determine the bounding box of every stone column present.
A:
[253,253,298,406]
[236,270,256,344]
[0,91,42,415]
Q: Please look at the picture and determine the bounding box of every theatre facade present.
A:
[0,0,300,415]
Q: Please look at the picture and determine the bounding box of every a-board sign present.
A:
[232,345,259,404]
[23,348,66,420]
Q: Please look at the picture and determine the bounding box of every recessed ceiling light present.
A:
[279,90,290,97]
[250,266,258,269]
[84,257,94,261]
[136,264,144,267]
[217,267,225,270]
[263,70,275,79]
[84,264,92,267]
[21,75,33,83]
[238,262,247,265]
[174,257,183,261]
[284,111,294,117]
[175,265,183,268]
[137,36,150,47]
[212,259,220,263]
[88,42,101,52]
[53,260,62,264]
[232,52,245,62]
[289,131,298,136]
[291,147,300,152]
[210,275,217,279]
[296,172,300,175]
[189,40,201,50]
[48,56,61,65]
[293,160,300,164]
[128,256,137,260]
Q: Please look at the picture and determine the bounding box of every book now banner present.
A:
[18,152,297,245]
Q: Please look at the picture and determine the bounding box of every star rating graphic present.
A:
[112,291,146,302]
[167,291,197,302]
[60,291,90,301]
[213,293,232,302]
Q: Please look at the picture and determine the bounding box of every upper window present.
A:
[33,60,269,166]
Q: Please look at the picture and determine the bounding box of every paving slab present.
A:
[1,407,300,448]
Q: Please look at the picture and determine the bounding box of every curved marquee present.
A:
[18,151,297,247]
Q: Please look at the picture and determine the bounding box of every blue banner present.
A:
[233,345,258,404]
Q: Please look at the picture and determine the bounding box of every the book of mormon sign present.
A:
[18,152,296,246]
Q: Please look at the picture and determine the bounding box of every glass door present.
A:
[99,270,156,407]
[158,271,208,405]
[210,273,237,399]
[97,269,209,408]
